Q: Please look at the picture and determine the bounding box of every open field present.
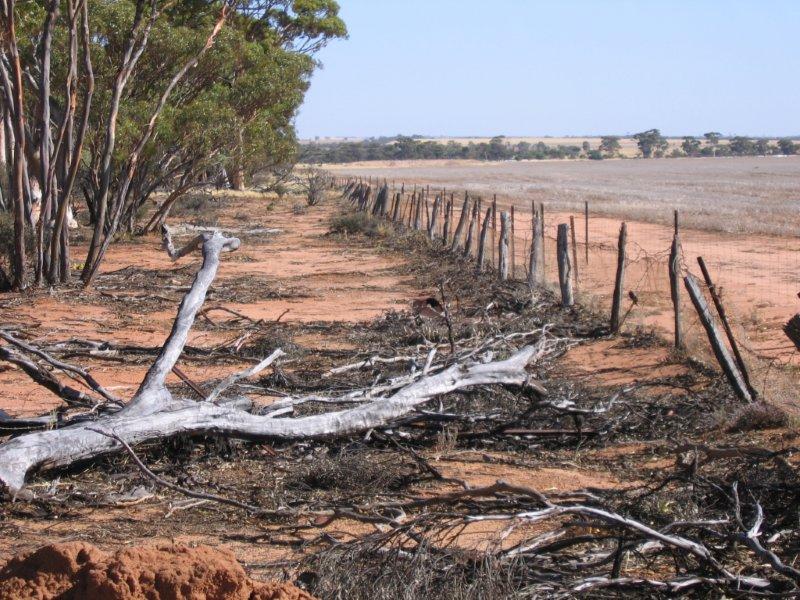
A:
[326,156,800,236]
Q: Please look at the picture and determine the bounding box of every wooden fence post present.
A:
[569,214,579,285]
[528,205,543,287]
[539,202,545,271]
[669,218,683,350]
[499,211,510,280]
[684,274,752,402]
[464,201,478,257]
[450,194,470,251]
[442,197,452,245]
[391,193,401,222]
[413,193,423,230]
[556,223,573,306]
[476,208,492,273]
[428,195,441,240]
[610,222,627,332]
[697,256,757,399]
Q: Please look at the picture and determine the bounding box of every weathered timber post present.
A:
[450,194,470,251]
[442,197,452,245]
[499,211,511,280]
[684,274,752,402]
[556,223,573,306]
[464,201,478,257]
[584,201,589,264]
[510,205,516,278]
[428,195,441,241]
[610,222,627,333]
[528,202,544,289]
[669,215,683,350]
[476,208,491,273]
[413,193,423,230]
[697,256,757,399]
[569,214,579,285]
[392,193,402,222]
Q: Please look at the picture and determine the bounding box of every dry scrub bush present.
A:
[303,547,528,600]
[329,212,390,238]
[726,402,789,433]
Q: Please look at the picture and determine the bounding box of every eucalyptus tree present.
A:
[0,0,345,289]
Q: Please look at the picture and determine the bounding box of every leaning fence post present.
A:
[684,274,752,402]
[697,256,757,399]
[476,208,492,273]
[610,222,627,332]
[669,214,683,350]
[499,211,511,280]
[556,223,573,306]
[450,194,470,251]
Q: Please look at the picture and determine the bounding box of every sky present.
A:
[295,0,800,139]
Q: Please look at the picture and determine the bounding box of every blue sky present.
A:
[295,1,800,139]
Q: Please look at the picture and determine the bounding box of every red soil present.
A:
[0,542,315,600]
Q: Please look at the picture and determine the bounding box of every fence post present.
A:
[539,202,545,271]
[476,208,492,273]
[413,193,423,230]
[556,223,573,306]
[499,211,510,280]
[391,192,401,222]
[697,256,757,399]
[669,213,683,350]
[610,222,627,332]
[584,201,589,264]
[464,201,478,257]
[569,214,579,285]
[450,194,470,251]
[684,274,752,402]
[428,195,441,240]
[528,205,544,287]
[442,196,452,245]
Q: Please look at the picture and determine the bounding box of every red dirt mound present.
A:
[0,541,315,600]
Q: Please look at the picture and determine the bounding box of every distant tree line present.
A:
[302,130,798,164]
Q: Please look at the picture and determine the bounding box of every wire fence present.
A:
[338,176,800,403]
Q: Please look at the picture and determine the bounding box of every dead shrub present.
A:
[284,448,415,493]
[301,546,529,600]
[726,402,789,433]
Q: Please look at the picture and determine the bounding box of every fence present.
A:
[336,175,800,404]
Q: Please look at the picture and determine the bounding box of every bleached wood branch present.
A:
[0,229,540,495]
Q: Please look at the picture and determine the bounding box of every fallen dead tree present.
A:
[0,228,543,495]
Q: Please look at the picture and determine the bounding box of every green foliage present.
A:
[681,136,701,156]
[778,138,797,155]
[599,136,621,157]
[303,137,586,163]
[633,129,668,158]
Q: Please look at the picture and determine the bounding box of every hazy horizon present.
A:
[296,1,800,140]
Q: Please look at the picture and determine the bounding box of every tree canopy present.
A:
[0,0,346,288]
